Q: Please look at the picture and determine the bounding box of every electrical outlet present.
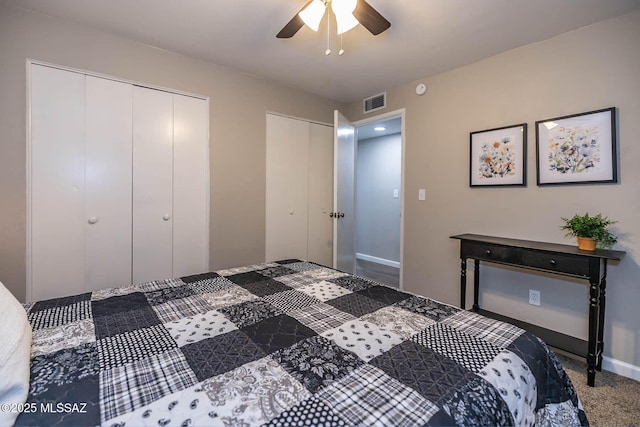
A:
[529,289,541,306]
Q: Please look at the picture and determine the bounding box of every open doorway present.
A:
[354,115,402,288]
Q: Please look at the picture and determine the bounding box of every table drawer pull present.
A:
[550,259,557,266]
[485,250,492,255]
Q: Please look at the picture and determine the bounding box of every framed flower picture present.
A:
[469,123,527,187]
[536,107,617,185]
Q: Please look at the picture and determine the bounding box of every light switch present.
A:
[393,189,399,198]
[418,189,426,201]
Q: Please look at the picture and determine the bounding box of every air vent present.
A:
[363,92,386,114]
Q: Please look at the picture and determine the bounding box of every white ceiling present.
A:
[6,0,640,103]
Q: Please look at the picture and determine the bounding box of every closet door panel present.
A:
[133,87,174,283]
[265,114,309,261]
[172,95,209,276]
[85,76,133,291]
[30,65,86,301]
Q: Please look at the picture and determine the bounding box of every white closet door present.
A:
[133,87,174,283]
[173,94,209,277]
[307,123,334,267]
[30,65,86,300]
[85,76,133,291]
[265,114,310,261]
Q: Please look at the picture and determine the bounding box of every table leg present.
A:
[460,258,467,309]
[597,262,608,371]
[473,259,480,311]
[587,277,600,387]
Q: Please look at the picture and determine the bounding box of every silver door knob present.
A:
[163,214,171,221]
[88,216,98,224]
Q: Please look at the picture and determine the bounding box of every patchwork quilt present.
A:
[16,260,588,426]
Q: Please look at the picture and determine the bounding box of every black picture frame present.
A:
[535,107,617,186]
[469,123,527,187]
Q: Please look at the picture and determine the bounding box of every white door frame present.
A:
[352,108,406,289]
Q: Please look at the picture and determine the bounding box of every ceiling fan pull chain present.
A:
[339,34,345,56]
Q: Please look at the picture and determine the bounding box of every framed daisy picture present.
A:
[536,108,617,186]
[470,123,527,187]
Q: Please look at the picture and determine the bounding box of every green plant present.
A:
[560,213,617,249]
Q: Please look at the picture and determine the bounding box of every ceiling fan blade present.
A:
[354,0,390,36]
[277,1,313,38]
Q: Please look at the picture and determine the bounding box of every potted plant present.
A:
[560,213,617,250]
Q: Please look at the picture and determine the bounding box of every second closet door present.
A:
[85,76,133,291]
[133,87,174,283]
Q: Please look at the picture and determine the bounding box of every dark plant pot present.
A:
[577,237,596,251]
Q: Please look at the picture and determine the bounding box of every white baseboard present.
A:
[602,356,640,382]
[356,253,400,269]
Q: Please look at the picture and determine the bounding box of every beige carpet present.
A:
[557,354,640,426]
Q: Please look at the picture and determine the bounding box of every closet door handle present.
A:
[88,216,98,224]
[163,214,171,221]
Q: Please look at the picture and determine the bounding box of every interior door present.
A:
[172,94,209,277]
[308,122,334,267]
[30,64,86,301]
[333,110,356,273]
[265,114,310,261]
[132,87,174,283]
[85,76,133,291]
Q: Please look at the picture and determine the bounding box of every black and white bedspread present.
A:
[17,260,588,427]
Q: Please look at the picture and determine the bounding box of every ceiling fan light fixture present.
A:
[335,12,359,34]
[332,0,359,34]
[299,0,326,32]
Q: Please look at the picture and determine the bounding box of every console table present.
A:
[450,233,625,386]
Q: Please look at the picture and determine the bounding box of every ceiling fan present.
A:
[277,0,391,38]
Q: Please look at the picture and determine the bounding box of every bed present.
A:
[10,259,587,426]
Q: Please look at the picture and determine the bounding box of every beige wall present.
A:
[345,11,640,368]
[0,4,341,302]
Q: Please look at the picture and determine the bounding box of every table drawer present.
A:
[462,241,516,264]
[521,251,590,276]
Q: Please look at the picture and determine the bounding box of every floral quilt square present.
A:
[272,335,364,393]
[201,286,257,309]
[395,295,460,321]
[360,305,435,338]
[329,276,377,292]
[218,299,282,328]
[257,265,297,278]
[31,318,96,357]
[201,357,311,426]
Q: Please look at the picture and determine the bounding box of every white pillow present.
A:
[0,281,32,427]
